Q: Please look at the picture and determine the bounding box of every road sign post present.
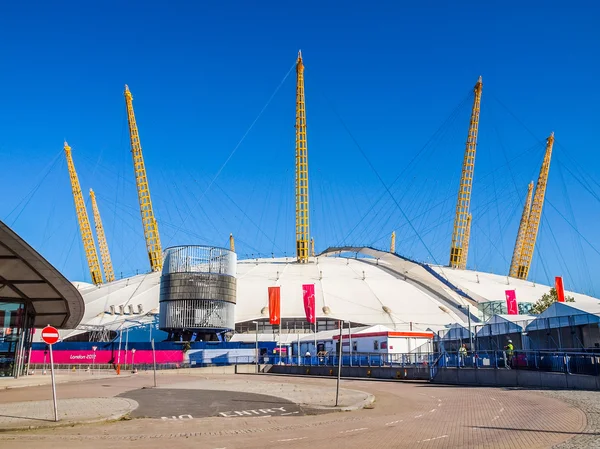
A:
[41,326,60,422]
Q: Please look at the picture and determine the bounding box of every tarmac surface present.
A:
[0,371,598,448]
[121,388,307,419]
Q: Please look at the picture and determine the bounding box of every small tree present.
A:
[530,287,574,315]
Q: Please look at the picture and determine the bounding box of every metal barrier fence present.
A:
[437,350,600,376]
[261,352,435,368]
[27,350,600,378]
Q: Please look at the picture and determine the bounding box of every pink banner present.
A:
[29,350,184,365]
[505,290,518,315]
[302,284,316,324]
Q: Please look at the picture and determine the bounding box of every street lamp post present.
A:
[131,348,136,373]
[252,321,259,373]
[92,346,97,373]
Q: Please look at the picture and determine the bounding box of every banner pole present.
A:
[314,322,317,357]
[348,321,353,367]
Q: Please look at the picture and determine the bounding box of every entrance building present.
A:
[0,220,84,377]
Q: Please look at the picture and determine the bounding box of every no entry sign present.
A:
[41,326,60,345]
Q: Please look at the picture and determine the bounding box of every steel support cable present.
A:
[271,171,285,255]
[326,103,448,274]
[212,180,284,254]
[337,91,473,246]
[545,198,600,258]
[253,175,275,249]
[488,92,600,261]
[98,194,150,265]
[6,149,63,225]
[178,61,297,233]
[556,162,594,293]
[556,155,600,204]
[541,211,576,289]
[534,225,552,286]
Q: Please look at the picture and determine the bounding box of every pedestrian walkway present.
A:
[0,371,127,390]
[0,397,138,430]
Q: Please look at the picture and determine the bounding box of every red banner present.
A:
[268,287,281,325]
[505,290,518,315]
[302,284,316,324]
[555,276,565,302]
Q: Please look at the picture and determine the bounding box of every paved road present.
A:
[0,373,595,448]
[120,388,306,419]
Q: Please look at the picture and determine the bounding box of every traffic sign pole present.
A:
[42,326,60,422]
[49,343,58,422]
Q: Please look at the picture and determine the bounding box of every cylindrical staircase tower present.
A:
[159,245,236,340]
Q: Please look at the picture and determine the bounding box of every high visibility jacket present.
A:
[459,347,467,356]
[506,344,514,356]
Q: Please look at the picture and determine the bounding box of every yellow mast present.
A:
[390,231,396,253]
[63,142,103,285]
[295,50,310,263]
[229,233,235,252]
[462,214,472,265]
[450,76,483,269]
[514,133,554,280]
[89,189,115,283]
[509,181,534,278]
[124,85,163,272]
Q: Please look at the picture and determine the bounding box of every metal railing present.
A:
[436,350,600,376]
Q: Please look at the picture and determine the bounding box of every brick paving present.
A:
[0,373,593,448]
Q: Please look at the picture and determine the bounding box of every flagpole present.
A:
[279,324,282,364]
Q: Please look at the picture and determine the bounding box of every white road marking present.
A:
[281,411,300,416]
[219,407,288,418]
[418,435,448,443]
[499,407,504,413]
[490,397,497,401]
[275,437,307,442]
[340,428,368,434]
[437,403,442,407]
[429,409,436,413]
[414,414,423,418]
[492,415,500,421]
[385,420,402,426]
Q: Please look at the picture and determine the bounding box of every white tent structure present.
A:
[476,314,535,350]
[525,302,600,350]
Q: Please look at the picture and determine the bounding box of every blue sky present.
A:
[1,1,599,296]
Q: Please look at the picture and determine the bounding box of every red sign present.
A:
[555,276,565,302]
[302,284,316,324]
[505,290,518,315]
[268,287,281,325]
[41,326,60,345]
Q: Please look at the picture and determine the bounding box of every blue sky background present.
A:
[1,1,599,297]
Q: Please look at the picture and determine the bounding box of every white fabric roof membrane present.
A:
[59,247,600,341]
[429,266,600,306]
